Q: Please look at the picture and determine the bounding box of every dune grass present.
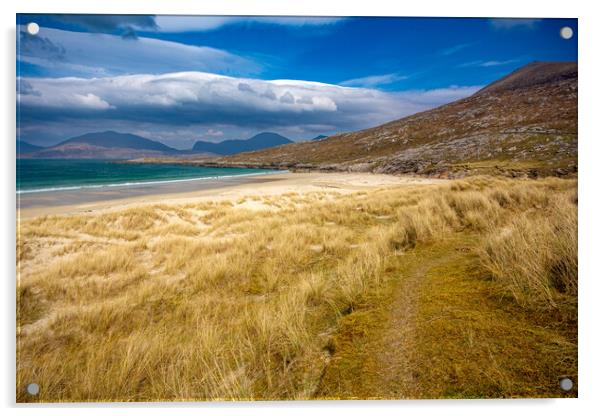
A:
[16,176,577,401]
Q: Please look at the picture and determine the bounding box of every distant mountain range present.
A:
[17,141,44,154]
[192,132,292,155]
[17,131,294,159]
[18,131,180,159]
[216,61,577,178]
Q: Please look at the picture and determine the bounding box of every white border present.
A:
[3,1,601,415]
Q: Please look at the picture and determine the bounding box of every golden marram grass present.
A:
[17,176,577,401]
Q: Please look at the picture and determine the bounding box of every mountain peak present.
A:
[250,132,284,139]
[192,132,292,155]
[59,131,175,152]
[19,131,181,159]
[475,61,577,96]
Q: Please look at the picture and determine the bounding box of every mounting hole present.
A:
[560,26,573,40]
[559,377,573,391]
[26,22,40,35]
[26,383,40,395]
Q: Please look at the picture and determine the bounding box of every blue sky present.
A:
[17,15,577,149]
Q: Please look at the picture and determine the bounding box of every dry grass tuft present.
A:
[479,193,577,308]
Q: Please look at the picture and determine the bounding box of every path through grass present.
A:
[316,233,577,399]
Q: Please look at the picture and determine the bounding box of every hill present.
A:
[56,131,176,152]
[192,132,292,155]
[22,131,191,159]
[212,62,577,177]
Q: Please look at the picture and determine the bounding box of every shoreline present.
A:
[17,169,283,195]
[17,172,442,220]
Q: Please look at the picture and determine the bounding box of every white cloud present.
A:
[155,16,344,32]
[458,59,520,68]
[18,26,260,77]
[439,42,475,56]
[489,18,542,30]
[71,93,113,110]
[19,71,480,146]
[204,129,224,137]
[20,72,371,118]
[340,73,409,88]
[480,59,520,67]
[393,86,482,107]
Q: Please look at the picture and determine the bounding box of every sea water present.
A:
[17,159,278,194]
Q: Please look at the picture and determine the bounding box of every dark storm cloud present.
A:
[19,30,66,62]
[279,91,295,104]
[237,83,255,93]
[17,27,261,78]
[261,89,277,100]
[296,96,314,105]
[47,14,158,33]
[121,28,139,40]
[17,80,40,96]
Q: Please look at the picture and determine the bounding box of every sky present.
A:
[16,15,577,149]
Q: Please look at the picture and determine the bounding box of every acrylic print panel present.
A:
[16,14,578,402]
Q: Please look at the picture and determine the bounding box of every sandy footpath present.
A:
[18,172,441,220]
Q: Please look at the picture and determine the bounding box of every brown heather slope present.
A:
[207,62,577,178]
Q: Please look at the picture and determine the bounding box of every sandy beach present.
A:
[17,172,439,220]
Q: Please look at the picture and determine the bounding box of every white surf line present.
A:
[17,170,286,195]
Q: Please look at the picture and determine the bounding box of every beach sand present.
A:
[17,172,440,220]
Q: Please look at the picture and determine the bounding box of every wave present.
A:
[17,170,284,195]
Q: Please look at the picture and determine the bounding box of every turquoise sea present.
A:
[17,159,277,193]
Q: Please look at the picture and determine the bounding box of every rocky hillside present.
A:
[213,62,577,177]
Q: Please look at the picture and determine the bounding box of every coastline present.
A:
[17,169,283,195]
[17,172,441,220]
